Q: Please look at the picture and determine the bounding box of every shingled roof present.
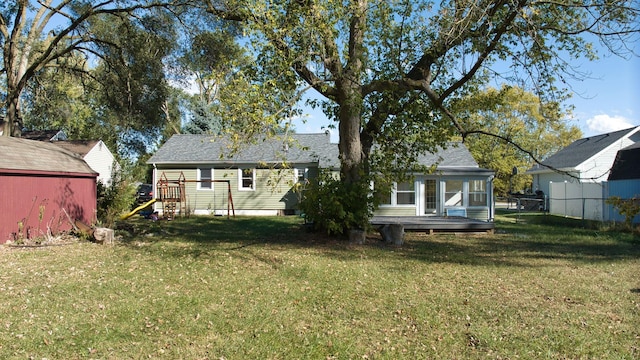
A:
[21,129,67,141]
[529,126,640,172]
[417,143,484,170]
[147,133,340,168]
[148,133,488,174]
[0,137,97,175]
[51,140,101,157]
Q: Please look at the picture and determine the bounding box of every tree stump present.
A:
[348,229,366,245]
[379,223,404,246]
[94,227,114,245]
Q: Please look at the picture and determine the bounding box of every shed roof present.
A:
[608,142,640,181]
[529,126,640,172]
[0,136,97,175]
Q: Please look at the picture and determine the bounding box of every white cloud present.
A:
[586,114,636,134]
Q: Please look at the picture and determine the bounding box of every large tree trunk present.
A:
[335,0,369,232]
[337,80,369,232]
[338,95,364,183]
[5,94,23,137]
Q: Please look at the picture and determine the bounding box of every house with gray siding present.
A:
[147,133,494,221]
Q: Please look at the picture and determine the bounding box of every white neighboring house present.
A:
[22,130,118,186]
[527,126,640,196]
[52,140,119,185]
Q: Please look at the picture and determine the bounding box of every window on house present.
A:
[424,179,437,212]
[469,180,487,206]
[295,168,307,183]
[239,168,255,190]
[444,179,463,206]
[396,181,415,205]
[198,168,213,190]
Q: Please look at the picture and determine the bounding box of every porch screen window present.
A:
[396,182,415,205]
[444,180,463,206]
[198,168,212,190]
[424,179,437,211]
[469,180,487,206]
[240,168,255,190]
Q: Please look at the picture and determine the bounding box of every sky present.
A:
[292,52,640,143]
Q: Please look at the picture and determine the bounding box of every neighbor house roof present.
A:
[608,142,640,181]
[147,133,340,168]
[51,140,101,158]
[21,129,67,141]
[528,126,640,173]
[0,136,97,176]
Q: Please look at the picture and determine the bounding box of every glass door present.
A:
[423,179,437,215]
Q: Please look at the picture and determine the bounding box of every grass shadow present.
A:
[395,211,639,267]
[115,213,640,267]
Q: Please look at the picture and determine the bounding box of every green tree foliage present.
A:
[21,58,97,140]
[14,2,190,161]
[207,0,639,231]
[179,30,250,134]
[0,0,194,138]
[453,86,582,197]
[89,10,178,156]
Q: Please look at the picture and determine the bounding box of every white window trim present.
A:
[423,178,437,212]
[443,179,465,207]
[395,181,417,206]
[468,179,488,207]
[294,168,308,183]
[378,181,416,207]
[197,168,214,191]
[442,178,490,209]
[238,168,256,191]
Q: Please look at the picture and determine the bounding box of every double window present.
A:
[378,181,416,206]
[444,179,488,207]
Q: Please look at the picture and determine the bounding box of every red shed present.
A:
[0,137,98,243]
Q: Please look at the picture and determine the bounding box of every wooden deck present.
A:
[370,216,495,234]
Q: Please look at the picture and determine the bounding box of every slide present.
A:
[120,199,157,220]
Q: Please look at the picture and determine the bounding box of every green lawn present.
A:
[1,212,638,359]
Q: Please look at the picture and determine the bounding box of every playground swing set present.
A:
[121,171,235,220]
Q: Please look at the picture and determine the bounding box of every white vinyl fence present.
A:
[548,182,608,221]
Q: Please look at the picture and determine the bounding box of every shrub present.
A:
[298,171,374,236]
[606,195,640,233]
[97,176,136,228]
